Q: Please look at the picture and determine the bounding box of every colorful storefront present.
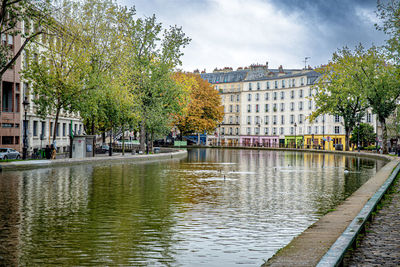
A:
[303,134,352,151]
[207,135,240,146]
[284,136,304,148]
[239,135,280,147]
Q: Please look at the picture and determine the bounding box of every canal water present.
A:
[0,149,386,266]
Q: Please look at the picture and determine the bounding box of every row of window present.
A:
[220,127,239,135]
[247,115,307,125]
[246,89,312,101]
[246,101,312,113]
[222,116,240,125]
[247,78,307,91]
[220,126,340,136]
[223,94,240,102]
[31,121,83,138]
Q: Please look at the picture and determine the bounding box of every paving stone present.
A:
[345,179,400,266]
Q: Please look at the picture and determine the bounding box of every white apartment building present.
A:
[202,63,377,150]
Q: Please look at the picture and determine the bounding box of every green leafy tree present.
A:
[72,0,129,135]
[119,10,190,152]
[310,46,368,151]
[0,0,52,76]
[376,0,400,63]
[22,0,89,143]
[350,122,376,148]
[352,46,400,153]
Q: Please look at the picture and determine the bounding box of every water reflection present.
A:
[0,149,386,266]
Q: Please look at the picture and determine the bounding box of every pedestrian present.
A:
[50,144,56,160]
[45,145,51,159]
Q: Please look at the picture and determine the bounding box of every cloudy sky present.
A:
[118,0,387,72]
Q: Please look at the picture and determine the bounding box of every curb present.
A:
[0,150,188,172]
[316,161,400,267]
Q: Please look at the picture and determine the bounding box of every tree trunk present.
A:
[91,117,95,135]
[150,131,154,152]
[197,132,200,145]
[380,118,388,154]
[345,130,350,151]
[52,107,61,145]
[109,127,113,156]
[140,120,146,153]
[145,131,149,154]
[122,124,125,156]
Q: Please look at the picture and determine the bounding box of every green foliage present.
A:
[311,45,369,151]
[71,0,136,134]
[118,10,191,150]
[376,0,400,63]
[0,0,52,76]
[365,145,379,151]
[351,46,400,153]
[350,123,376,147]
[22,0,90,141]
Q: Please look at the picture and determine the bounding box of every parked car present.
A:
[95,144,110,154]
[0,148,21,160]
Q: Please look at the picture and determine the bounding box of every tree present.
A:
[352,46,400,153]
[0,0,52,77]
[22,0,89,143]
[310,46,368,151]
[173,72,224,137]
[119,10,190,152]
[72,0,130,135]
[376,0,400,63]
[350,123,376,148]
[375,1,400,152]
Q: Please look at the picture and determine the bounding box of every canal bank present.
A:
[263,158,400,267]
[0,149,187,172]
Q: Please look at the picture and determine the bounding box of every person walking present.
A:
[50,144,56,160]
[45,145,51,160]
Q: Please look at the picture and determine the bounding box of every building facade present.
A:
[0,25,22,151]
[201,63,377,150]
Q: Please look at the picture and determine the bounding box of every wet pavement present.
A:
[344,176,400,266]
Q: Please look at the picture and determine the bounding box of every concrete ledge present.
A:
[0,150,188,172]
[316,161,400,267]
[263,159,399,267]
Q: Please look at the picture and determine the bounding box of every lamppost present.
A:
[217,124,221,146]
[294,122,297,148]
[322,115,325,150]
[357,121,360,152]
[22,97,30,160]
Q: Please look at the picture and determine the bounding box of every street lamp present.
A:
[22,97,30,160]
[322,115,325,150]
[294,122,297,148]
[357,121,360,152]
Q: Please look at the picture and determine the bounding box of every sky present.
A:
[117,0,387,72]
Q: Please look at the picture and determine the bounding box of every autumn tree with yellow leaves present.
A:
[173,72,223,138]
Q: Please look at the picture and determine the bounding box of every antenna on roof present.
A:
[303,57,310,69]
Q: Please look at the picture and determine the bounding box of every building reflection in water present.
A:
[0,149,387,266]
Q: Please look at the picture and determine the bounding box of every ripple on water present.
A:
[0,149,385,266]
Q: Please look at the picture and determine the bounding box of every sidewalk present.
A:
[0,150,187,172]
[263,159,398,267]
[343,176,400,266]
